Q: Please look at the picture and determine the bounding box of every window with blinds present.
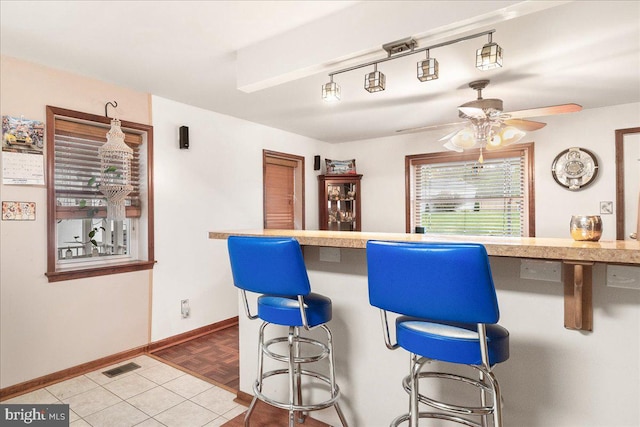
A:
[406,144,534,237]
[46,106,155,282]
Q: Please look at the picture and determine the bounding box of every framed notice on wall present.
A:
[2,201,36,221]
[2,115,45,185]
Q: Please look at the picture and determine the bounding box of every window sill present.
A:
[45,260,156,283]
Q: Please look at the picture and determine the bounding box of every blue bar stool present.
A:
[367,241,509,427]
[227,236,348,427]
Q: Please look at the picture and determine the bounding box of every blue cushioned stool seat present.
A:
[396,317,509,366]
[258,293,332,327]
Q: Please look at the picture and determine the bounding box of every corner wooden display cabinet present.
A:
[318,174,362,231]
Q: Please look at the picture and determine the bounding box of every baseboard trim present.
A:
[0,317,239,401]
[0,345,146,401]
[147,316,238,353]
[235,390,253,406]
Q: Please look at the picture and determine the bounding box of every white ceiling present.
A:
[1,1,639,143]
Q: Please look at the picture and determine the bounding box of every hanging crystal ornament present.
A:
[98,118,133,221]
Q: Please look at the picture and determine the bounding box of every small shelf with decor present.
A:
[318,174,362,231]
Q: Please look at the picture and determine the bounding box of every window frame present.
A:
[45,106,155,282]
[405,143,535,236]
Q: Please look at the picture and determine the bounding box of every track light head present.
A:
[417,50,439,82]
[322,76,341,102]
[476,33,503,70]
[364,64,385,93]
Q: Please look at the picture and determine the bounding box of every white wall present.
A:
[150,96,331,341]
[0,56,152,388]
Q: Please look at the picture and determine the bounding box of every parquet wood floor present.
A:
[152,325,240,390]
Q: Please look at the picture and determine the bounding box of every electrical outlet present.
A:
[607,265,640,290]
[181,299,190,318]
[319,247,341,263]
[520,259,562,282]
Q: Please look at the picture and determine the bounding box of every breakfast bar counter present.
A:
[209,229,640,265]
[209,229,640,426]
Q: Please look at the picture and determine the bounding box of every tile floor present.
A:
[3,355,246,427]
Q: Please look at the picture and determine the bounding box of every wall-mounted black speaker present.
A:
[179,126,189,149]
[314,155,321,171]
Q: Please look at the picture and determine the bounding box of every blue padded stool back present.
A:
[367,240,499,324]
[228,236,311,297]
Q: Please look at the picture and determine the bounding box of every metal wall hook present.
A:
[105,101,118,118]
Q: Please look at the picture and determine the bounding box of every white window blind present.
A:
[409,146,532,237]
[54,119,142,219]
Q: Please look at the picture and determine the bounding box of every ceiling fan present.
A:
[397,79,582,160]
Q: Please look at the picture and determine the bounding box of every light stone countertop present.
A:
[209,229,640,265]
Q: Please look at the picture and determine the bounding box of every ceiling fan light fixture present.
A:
[499,126,526,146]
[364,63,385,93]
[417,50,439,82]
[322,76,341,102]
[485,125,526,151]
[476,33,503,70]
[449,128,477,149]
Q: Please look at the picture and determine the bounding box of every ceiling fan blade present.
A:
[507,103,582,119]
[458,106,486,119]
[396,121,465,134]
[438,129,462,141]
[504,118,547,131]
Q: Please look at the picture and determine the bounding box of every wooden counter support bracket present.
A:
[563,261,594,331]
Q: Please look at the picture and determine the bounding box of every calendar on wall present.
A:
[1,115,45,185]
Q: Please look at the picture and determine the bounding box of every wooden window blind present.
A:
[53,118,142,219]
[407,144,534,237]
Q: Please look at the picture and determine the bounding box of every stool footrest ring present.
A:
[402,371,495,416]
[263,336,330,364]
[391,412,482,427]
[254,368,341,412]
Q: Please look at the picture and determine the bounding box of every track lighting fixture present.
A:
[322,29,501,101]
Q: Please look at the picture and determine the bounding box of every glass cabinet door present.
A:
[318,175,362,231]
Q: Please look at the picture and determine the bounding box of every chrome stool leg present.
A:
[293,327,306,424]
[409,354,425,427]
[324,325,349,427]
[243,395,258,427]
[287,327,296,427]
[245,322,268,427]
